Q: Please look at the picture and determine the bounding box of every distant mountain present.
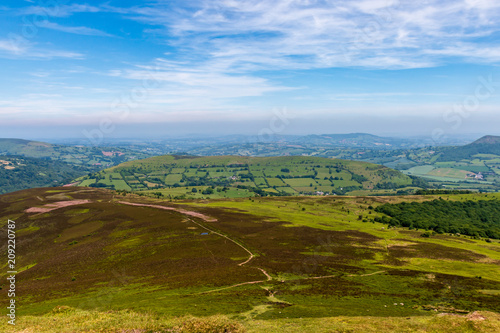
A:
[0,138,154,195]
[437,135,500,161]
[292,133,414,148]
[0,138,150,166]
[471,135,500,145]
[0,138,56,157]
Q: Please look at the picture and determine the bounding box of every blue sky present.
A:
[1,0,500,140]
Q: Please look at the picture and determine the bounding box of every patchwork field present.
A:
[75,155,417,198]
[1,187,500,332]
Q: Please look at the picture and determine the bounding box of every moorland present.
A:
[1,186,500,332]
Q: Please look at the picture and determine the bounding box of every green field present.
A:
[76,155,417,197]
[427,167,471,179]
[1,187,500,332]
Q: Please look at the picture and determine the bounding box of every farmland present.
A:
[1,187,500,332]
[75,155,418,197]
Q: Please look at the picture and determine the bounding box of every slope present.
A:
[437,135,500,161]
[0,138,150,166]
[0,156,88,194]
[75,155,419,196]
[1,187,500,332]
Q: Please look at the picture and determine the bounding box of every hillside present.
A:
[0,156,92,194]
[437,135,500,162]
[0,138,150,166]
[379,136,500,193]
[75,155,421,197]
[0,138,56,157]
[1,187,500,332]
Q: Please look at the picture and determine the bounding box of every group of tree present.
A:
[0,155,91,194]
[375,199,500,239]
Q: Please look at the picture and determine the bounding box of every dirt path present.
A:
[117,201,217,222]
[348,270,385,277]
[117,201,273,283]
[118,201,255,266]
[256,267,272,281]
[194,268,272,295]
[294,270,386,282]
[186,218,255,267]
[193,278,268,295]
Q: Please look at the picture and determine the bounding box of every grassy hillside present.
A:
[395,137,500,192]
[0,138,154,194]
[0,138,149,166]
[0,156,90,194]
[75,155,419,197]
[1,187,499,331]
[438,136,500,162]
[0,138,53,156]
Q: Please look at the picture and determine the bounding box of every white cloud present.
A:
[37,21,113,37]
[28,49,84,59]
[0,36,83,59]
[21,4,100,18]
[116,0,500,70]
[0,39,27,54]
[107,58,294,109]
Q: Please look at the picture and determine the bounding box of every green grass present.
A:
[77,155,415,198]
[427,168,471,179]
[2,187,500,332]
[3,307,500,333]
[165,174,183,185]
[384,258,500,282]
[78,179,95,186]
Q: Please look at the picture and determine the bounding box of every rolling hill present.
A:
[437,135,500,162]
[0,138,150,166]
[0,138,50,155]
[75,155,421,197]
[0,138,155,194]
[291,133,416,148]
[0,156,89,194]
[1,187,500,332]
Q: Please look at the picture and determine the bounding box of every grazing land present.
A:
[74,155,419,197]
[1,187,499,332]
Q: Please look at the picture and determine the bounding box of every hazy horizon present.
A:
[1,1,500,143]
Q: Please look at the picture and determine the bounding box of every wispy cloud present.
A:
[28,49,84,59]
[114,0,500,70]
[37,21,113,37]
[0,39,27,54]
[106,58,294,116]
[0,38,83,59]
[20,4,100,18]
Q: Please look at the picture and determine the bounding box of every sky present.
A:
[0,0,500,142]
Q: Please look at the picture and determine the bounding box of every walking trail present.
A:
[117,201,386,295]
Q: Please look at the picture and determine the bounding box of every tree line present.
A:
[375,199,500,239]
